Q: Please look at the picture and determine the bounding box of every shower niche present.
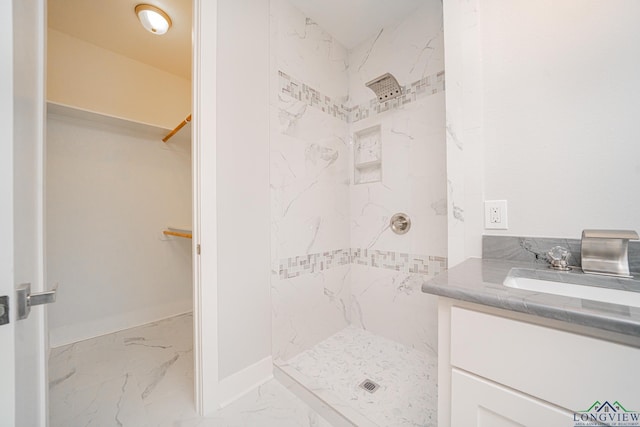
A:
[353,125,382,184]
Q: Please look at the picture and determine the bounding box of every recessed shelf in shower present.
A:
[354,125,382,185]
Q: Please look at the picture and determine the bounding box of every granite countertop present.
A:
[421,257,640,336]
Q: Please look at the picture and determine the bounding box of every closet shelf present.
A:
[163,114,192,143]
[163,226,193,239]
[47,101,170,139]
[163,230,192,239]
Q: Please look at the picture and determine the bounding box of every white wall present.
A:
[216,0,272,381]
[47,29,190,129]
[445,0,640,265]
[46,110,192,347]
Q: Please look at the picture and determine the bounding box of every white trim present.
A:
[192,0,218,416]
[11,0,48,424]
[217,356,274,409]
[36,1,47,424]
[48,305,193,348]
[0,1,16,424]
[192,0,202,414]
[41,1,50,424]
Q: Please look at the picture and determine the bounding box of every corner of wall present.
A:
[443,0,484,266]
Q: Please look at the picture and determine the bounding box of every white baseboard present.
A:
[48,300,193,347]
[216,356,273,409]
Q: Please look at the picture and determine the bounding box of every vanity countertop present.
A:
[421,257,640,336]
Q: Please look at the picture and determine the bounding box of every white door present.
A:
[0,0,48,426]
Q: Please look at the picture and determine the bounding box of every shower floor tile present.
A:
[281,326,438,427]
[49,313,332,427]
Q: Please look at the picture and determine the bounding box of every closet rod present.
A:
[163,230,193,239]
[162,114,192,143]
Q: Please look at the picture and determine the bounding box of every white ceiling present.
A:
[48,0,192,80]
[287,0,426,49]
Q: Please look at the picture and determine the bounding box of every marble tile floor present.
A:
[48,313,332,427]
[279,326,438,427]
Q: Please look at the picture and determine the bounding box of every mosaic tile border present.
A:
[279,71,350,122]
[351,248,448,276]
[349,71,446,123]
[276,248,448,280]
[278,70,446,124]
[277,248,351,279]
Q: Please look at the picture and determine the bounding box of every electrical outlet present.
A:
[489,206,501,224]
[485,200,508,230]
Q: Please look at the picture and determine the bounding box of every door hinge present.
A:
[0,296,8,325]
[197,244,201,255]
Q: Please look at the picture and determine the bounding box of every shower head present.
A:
[365,73,402,102]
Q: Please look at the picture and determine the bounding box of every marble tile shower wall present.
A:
[347,0,446,357]
[270,0,447,362]
[270,0,351,363]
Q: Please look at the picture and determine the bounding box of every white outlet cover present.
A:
[485,200,508,230]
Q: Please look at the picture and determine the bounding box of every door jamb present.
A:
[192,0,219,415]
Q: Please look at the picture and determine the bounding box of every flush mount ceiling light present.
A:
[135,4,172,35]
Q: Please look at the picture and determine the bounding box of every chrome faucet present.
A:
[581,229,639,278]
[547,246,572,271]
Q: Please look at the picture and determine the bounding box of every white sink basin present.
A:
[503,270,640,308]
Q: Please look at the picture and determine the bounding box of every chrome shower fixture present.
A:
[365,73,402,102]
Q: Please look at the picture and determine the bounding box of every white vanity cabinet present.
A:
[438,298,640,427]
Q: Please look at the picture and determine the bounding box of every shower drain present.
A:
[359,379,380,393]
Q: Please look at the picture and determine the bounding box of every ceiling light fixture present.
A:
[135,4,172,35]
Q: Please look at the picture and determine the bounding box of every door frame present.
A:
[192,0,218,415]
[4,0,220,420]
[2,0,48,425]
[0,1,17,424]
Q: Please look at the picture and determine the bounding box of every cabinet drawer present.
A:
[451,369,573,427]
[450,307,640,412]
